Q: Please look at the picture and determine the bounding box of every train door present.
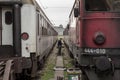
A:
[0,7,14,58]
[0,7,2,45]
[2,8,13,45]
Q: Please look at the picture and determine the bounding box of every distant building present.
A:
[54,26,64,35]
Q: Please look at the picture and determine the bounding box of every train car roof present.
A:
[35,1,53,26]
[22,0,54,27]
[34,1,57,33]
[0,0,51,28]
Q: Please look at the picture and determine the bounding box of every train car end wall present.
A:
[21,4,36,57]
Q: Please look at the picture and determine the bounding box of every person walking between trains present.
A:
[57,38,62,56]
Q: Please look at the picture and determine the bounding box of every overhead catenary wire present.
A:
[36,0,56,25]
[36,0,73,27]
[44,7,71,9]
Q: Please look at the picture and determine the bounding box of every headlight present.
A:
[93,32,106,45]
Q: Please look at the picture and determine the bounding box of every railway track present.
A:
[31,41,74,80]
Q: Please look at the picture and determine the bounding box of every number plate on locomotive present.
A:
[84,48,106,54]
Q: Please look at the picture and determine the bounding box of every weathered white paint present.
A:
[21,4,36,57]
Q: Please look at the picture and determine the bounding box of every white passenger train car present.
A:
[0,0,57,79]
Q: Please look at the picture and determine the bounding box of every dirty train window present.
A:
[5,11,12,24]
[85,0,120,11]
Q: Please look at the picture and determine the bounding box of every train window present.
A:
[43,19,45,28]
[45,28,48,35]
[39,15,42,26]
[85,0,120,11]
[42,27,48,35]
[42,27,44,35]
[5,11,12,25]
[85,0,111,11]
[45,20,47,28]
[37,14,39,35]
[41,17,44,27]
[47,30,50,36]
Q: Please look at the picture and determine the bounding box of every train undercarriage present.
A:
[70,45,120,80]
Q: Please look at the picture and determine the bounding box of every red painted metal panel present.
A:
[79,12,120,48]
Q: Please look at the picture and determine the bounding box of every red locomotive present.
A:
[64,0,120,80]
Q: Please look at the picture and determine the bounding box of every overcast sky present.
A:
[36,0,75,27]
